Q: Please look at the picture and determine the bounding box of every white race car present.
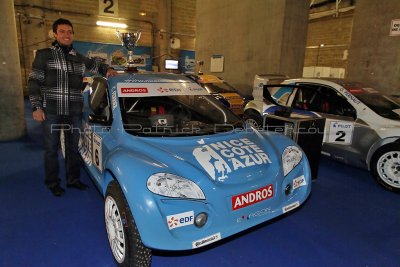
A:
[244,77,400,192]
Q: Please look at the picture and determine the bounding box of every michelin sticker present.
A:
[192,233,221,249]
[327,121,354,145]
[193,138,272,181]
[283,201,300,213]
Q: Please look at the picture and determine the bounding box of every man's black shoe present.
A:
[67,181,89,190]
[49,185,65,197]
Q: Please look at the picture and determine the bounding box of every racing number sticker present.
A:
[327,121,354,144]
[93,133,103,173]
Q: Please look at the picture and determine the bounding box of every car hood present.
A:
[130,131,282,185]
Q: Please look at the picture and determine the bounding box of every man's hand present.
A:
[106,68,118,78]
[33,109,46,122]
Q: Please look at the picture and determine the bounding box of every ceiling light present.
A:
[139,11,146,16]
[96,21,128,29]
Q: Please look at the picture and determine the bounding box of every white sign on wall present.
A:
[389,19,400,36]
[99,0,119,17]
[210,55,224,72]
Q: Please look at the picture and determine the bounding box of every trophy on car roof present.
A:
[116,30,141,72]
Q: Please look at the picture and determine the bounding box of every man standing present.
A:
[29,18,116,196]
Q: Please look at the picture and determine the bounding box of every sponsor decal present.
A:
[338,87,361,105]
[192,233,221,248]
[79,122,92,166]
[157,87,182,93]
[193,138,272,181]
[93,133,102,173]
[232,184,274,211]
[112,90,117,110]
[293,175,307,190]
[121,87,148,94]
[236,207,272,223]
[327,121,354,145]
[166,211,194,230]
[282,201,300,213]
[117,82,207,97]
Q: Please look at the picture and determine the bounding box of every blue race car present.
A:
[80,73,312,266]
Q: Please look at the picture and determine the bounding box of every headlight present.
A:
[147,173,205,200]
[282,146,303,176]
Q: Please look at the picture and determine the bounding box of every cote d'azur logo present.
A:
[193,138,271,181]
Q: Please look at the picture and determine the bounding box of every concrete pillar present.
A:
[347,0,400,94]
[15,0,48,95]
[155,0,171,72]
[195,0,309,94]
[0,0,26,141]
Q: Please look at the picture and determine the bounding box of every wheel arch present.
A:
[103,150,166,246]
[366,137,400,170]
[244,101,263,115]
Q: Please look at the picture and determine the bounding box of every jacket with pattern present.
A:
[28,42,109,115]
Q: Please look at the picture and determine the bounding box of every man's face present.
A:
[54,24,74,46]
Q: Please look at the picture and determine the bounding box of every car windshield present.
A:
[356,93,400,120]
[203,82,237,94]
[120,95,244,136]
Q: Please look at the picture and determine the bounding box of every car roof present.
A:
[283,78,378,94]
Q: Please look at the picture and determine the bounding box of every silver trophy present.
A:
[116,30,141,69]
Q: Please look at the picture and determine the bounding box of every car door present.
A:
[81,77,114,186]
[292,83,376,167]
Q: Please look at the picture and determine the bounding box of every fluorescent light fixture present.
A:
[96,21,128,29]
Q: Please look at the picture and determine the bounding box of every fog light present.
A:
[285,184,292,196]
[194,212,208,228]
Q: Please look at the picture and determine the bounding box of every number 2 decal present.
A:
[335,131,346,142]
[103,0,114,14]
[328,121,354,145]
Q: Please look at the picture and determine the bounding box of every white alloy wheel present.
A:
[376,150,400,189]
[105,195,126,263]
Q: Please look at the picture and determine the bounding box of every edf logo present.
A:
[166,211,194,230]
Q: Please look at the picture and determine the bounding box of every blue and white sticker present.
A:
[193,138,271,182]
[166,211,194,230]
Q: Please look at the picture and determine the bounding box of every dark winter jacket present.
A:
[28,42,109,115]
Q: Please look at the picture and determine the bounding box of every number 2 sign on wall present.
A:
[99,0,118,17]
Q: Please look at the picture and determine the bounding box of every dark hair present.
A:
[52,18,74,33]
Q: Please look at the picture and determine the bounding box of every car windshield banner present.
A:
[117,82,208,97]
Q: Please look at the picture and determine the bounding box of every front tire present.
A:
[105,181,152,266]
[371,144,400,192]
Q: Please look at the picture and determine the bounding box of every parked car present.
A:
[244,77,400,192]
[80,73,312,266]
[186,74,247,116]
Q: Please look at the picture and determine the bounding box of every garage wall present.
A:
[347,0,400,94]
[195,0,309,95]
[14,0,196,95]
[304,13,354,68]
[304,0,354,70]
